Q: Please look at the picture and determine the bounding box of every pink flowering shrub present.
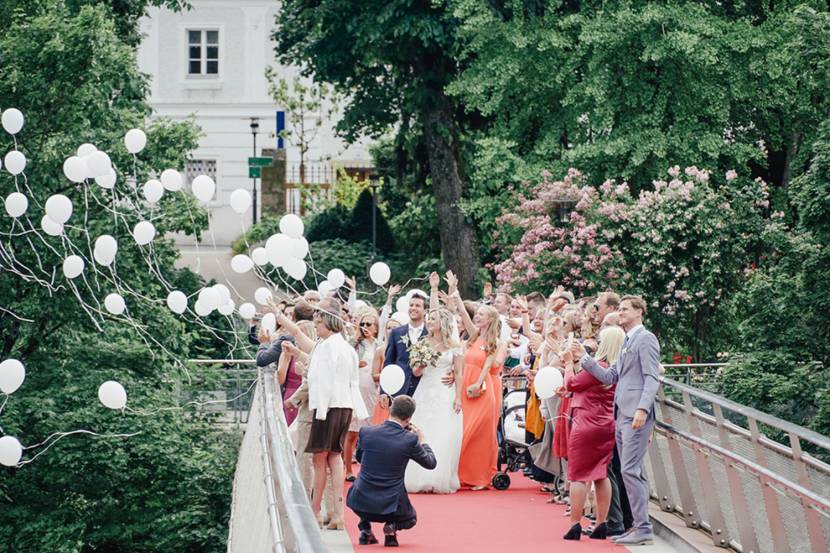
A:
[494,167,770,353]
[492,169,632,295]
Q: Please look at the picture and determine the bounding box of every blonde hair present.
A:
[355,307,380,348]
[429,308,460,350]
[477,304,501,354]
[596,326,625,365]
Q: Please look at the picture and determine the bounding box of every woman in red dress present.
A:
[562,325,625,541]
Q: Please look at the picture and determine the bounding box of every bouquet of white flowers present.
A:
[407,339,441,371]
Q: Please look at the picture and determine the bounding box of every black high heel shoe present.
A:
[589,522,608,540]
[563,522,582,540]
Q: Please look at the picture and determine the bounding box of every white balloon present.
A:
[94,235,118,265]
[166,290,187,314]
[279,213,304,238]
[230,254,254,274]
[396,297,409,314]
[44,194,73,224]
[369,262,391,286]
[62,156,87,183]
[160,169,183,192]
[62,255,85,279]
[4,150,26,175]
[391,311,410,326]
[229,188,251,214]
[198,287,221,311]
[86,150,112,178]
[194,299,212,317]
[284,257,307,281]
[143,179,163,203]
[4,192,28,218]
[261,313,276,333]
[534,366,564,400]
[104,293,126,315]
[0,436,22,467]
[238,302,256,319]
[380,364,405,395]
[1,108,24,135]
[265,233,293,267]
[191,174,215,202]
[254,286,273,305]
[0,358,25,394]
[218,300,235,316]
[98,381,127,410]
[354,299,368,311]
[133,221,156,245]
[213,284,231,305]
[327,269,346,288]
[95,168,117,189]
[318,280,333,296]
[251,247,269,266]
[40,215,63,237]
[291,237,309,259]
[124,128,146,154]
[77,143,97,157]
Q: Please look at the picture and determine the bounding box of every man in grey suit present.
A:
[571,295,660,546]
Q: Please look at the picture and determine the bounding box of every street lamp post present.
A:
[250,117,260,226]
[369,174,380,260]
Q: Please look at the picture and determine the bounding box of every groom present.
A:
[347,396,436,546]
[382,291,429,398]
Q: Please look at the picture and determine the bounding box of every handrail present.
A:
[656,421,830,513]
[661,376,830,452]
[260,368,327,553]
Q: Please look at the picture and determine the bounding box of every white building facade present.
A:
[137,0,373,246]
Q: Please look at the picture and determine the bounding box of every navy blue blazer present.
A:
[346,421,436,516]
[382,324,428,396]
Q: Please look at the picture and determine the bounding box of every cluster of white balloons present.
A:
[194,283,235,317]
[0,358,26,467]
[63,143,115,185]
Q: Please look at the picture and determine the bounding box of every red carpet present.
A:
[344,473,634,552]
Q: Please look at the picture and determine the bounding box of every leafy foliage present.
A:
[0,4,236,552]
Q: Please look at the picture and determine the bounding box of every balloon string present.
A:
[123,376,257,417]
[17,430,143,467]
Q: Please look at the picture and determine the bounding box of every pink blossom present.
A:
[725,170,737,181]
[668,165,680,177]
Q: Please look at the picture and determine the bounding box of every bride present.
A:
[405,307,464,493]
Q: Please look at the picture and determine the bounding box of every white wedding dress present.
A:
[405,349,463,493]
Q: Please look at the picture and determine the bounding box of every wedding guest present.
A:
[272,301,315,425]
[344,308,382,481]
[451,272,506,491]
[562,326,624,541]
[303,290,322,305]
[572,296,661,546]
[277,298,368,530]
[602,311,622,329]
[493,292,514,341]
[380,290,429,401]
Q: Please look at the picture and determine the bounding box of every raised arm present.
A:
[274,311,315,353]
[276,346,291,385]
[429,271,440,312]
[571,341,619,385]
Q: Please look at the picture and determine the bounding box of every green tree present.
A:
[274,0,482,297]
[0,4,237,551]
[349,188,396,254]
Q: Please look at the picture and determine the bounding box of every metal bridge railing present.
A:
[646,376,830,553]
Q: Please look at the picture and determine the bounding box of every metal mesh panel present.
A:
[650,379,830,553]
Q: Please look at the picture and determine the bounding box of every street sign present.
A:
[248,167,261,178]
[248,156,272,167]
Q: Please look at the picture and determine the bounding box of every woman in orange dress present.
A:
[448,274,507,490]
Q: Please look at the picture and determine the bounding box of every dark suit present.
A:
[346,420,436,532]
[383,324,428,397]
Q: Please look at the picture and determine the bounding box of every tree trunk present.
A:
[421,97,480,299]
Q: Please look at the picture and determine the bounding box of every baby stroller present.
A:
[492,376,530,490]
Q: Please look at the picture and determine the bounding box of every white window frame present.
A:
[186,158,220,205]
[185,28,222,79]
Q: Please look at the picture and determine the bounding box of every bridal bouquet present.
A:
[407,339,441,371]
